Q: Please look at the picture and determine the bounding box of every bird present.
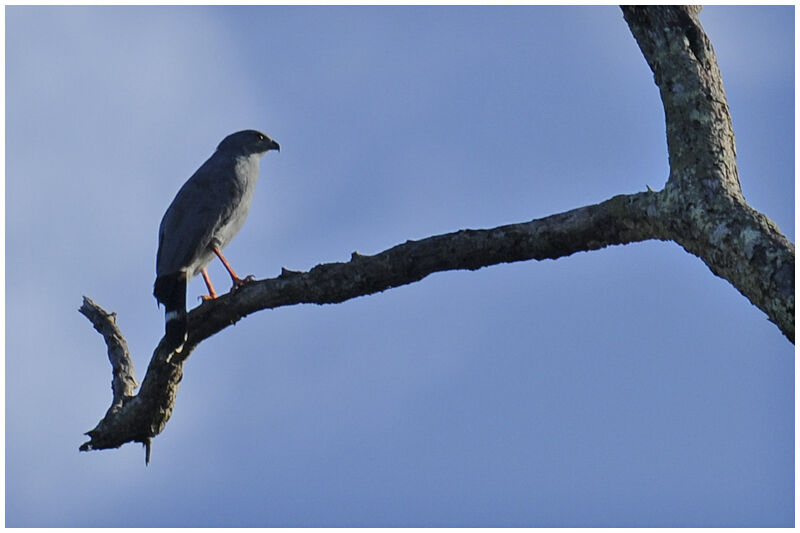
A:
[154,130,280,352]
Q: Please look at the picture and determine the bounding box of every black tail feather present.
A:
[154,272,188,352]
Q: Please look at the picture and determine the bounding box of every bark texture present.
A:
[80,6,794,461]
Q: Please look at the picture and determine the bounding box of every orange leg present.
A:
[212,246,254,289]
[200,268,218,300]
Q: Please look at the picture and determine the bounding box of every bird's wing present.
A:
[156,156,240,276]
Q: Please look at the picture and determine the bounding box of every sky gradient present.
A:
[5,5,794,527]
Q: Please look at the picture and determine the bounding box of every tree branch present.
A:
[80,6,794,461]
[187,191,667,342]
[622,6,794,341]
[80,190,668,458]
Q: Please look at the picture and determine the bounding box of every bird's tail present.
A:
[154,271,188,353]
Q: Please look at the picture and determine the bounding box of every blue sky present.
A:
[5,5,794,527]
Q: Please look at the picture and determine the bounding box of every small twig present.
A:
[79,296,138,407]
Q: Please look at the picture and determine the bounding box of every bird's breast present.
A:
[212,155,262,249]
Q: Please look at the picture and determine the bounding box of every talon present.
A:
[231,275,255,291]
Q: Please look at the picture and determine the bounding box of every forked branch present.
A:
[80,6,794,462]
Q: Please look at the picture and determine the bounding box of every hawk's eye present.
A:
[257,133,265,141]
